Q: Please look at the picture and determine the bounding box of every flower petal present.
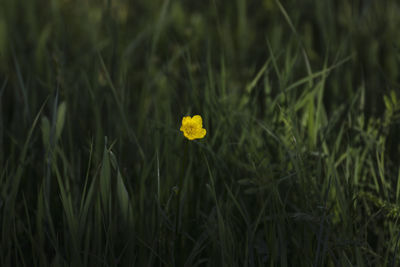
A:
[184,131,195,140]
[182,116,191,125]
[197,128,206,138]
[191,115,203,127]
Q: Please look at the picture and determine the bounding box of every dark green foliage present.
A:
[1,0,400,266]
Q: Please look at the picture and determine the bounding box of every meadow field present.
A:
[1,0,400,266]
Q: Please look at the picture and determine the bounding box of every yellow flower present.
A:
[180,115,206,140]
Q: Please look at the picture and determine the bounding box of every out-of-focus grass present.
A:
[1,0,400,266]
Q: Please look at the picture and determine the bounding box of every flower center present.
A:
[186,124,196,135]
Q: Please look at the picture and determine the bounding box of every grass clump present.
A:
[1,0,400,266]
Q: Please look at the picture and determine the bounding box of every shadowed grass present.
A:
[1,0,400,266]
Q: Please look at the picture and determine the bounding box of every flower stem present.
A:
[175,140,188,263]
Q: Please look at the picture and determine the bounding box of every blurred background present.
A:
[1,0,400,266]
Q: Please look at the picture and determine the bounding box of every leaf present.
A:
[117,170,132,223]
[100,141,111,210]
[56,101,67,140]
[41,116,50,148]
[384,95,392,111]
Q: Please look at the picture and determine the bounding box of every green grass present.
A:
[1,0,400,266]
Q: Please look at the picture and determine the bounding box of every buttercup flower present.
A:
[180,115,206,140]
